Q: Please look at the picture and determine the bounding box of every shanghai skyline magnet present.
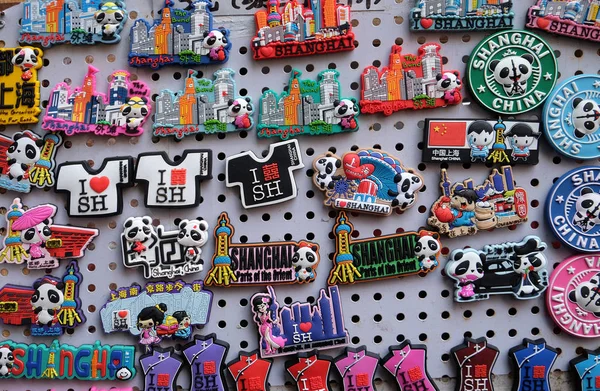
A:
[527,0,600,43]
[410,1,513,31]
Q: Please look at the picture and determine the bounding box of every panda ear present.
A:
[8,346,14,352]
[35,139,44,147]
[293,245,299,252]
[124,218,133,228]
[582,187,594,195]
[33,280,42,289]
[454,71,459,77]
[33,49,40,56]
[522,53,534,64]
[436,73,442,81]
[203,31,209,38]
[453,251,463,261]
[142,217,152,225]
[56,282,65,290]
[489,59,500,71]
[432,232,439,240]
[220,28,227,35]
[245,97,251,103]
[349,97,357,104]
[43,219,50,224]
[227,99,234,106]
[333,100,340,107]
[479,253,486,262]
[13,133,23,141]
[573,97,583,109]
[568,290,577,302]
[173,218,182,226]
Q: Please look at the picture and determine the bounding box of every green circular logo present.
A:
[467,30,558,115]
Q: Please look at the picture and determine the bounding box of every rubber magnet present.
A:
[0,48,43,125]
[527,1,600,43]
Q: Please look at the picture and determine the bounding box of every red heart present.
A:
[420,18,434,29]
[113,359,120,365]
[536,17,550,29]
[90,176,110,193]
[259,46,275,59]
[118,310,128,318]
[339,201,347,208]
[299,322,312,332]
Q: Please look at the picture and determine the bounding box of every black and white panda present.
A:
[227,97,253,129]
[292,242,319,282]
[572,98,600,139]
[313,155,341,190]
[94,2,125,40]
[489,54,534,97]
[388,172,422,210]
[11,48,40,71]
[573,187,600,233]
[31,278,65,326]
[435,71,461,103]
[333,99,359,129]
[176,218,209,266]
[0,346,14,377]
[123,216,158,260]
[414,232,440,271]
[20,219,52,259]
[569,272,600,317]
[511,237,547,297]
[6,132,43,181]
[446,249,485,300]
[120,97,149,134]
[202,29,229,60]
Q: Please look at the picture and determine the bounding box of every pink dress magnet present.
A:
[382,341,439,391]
[334,346,380,391]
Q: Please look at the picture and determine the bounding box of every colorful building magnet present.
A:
[0,47,43,125]
[467,30,558,115]
[428,166,528,238]
[55,156,134,217]
[527,1,600,43]
[313,149,423,215]
[204,212,320,287]
[451,337,499,391]
[226,139,304,209]
[100,280,213,350]
[140,346,183,391]
[328,212,440,285]
[446,236,548,302]
[547,254,600,338]
[0,339,135,380]
[286,351,333,391]
[0,198,98,269]
[509,338,558,391]
[570,347,600,391]
[361,44,462,115]
[228,350,273,391]
[0,131,62,193]
[182,334,230,391]
[546,166,600,252]
[422,118,541,165]
[543,74,600,160]
[0,261,84,336]
[153,69,254,139]
[250,0,354,60]
[251,286,349,357]
[134,150,212,208]
[382,340,439,391]
[257,70,359,139]
[42,65,151,137]
[410,1,513,31]
[129,0,230,69]
[19,0,127,46]
[334,346,379,391]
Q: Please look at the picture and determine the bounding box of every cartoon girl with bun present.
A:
[173,310,192,340]
[137,303,166,350]
[252,287,287,355]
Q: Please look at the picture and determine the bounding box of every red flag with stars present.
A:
[428,121,467,147]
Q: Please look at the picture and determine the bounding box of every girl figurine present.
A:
[137,303,166,350]
[173,310,192,339]
[252,286,287,355]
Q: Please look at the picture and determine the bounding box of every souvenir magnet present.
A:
[182,334,230,391]
[0,261,84,336]
[451,337,499,391]
[257,70,359,139]
[0,47,43,125]
[286,351,333,391]
[228,350,273,391]
[251,286,349,357]
[55,156,134,217]
[19,0,127,46]
[153,69,254,139]
[410,1,513,31]
[313,149,423,215]
[0,198,98,269]
[250,0,354,60]
[0,131,62,193]
[509,338,558,391]
[100,281,213,349]
[428,166,528,238]
[205,212,320,287]
[382,340,439,391]
[543,74,600,160]
[467,30,558,115]
[422,118,541,165]
[328,212,440,285]
[129,0,230,69]
[0,339,136,380]
[140,346,183,391]
[360,44,462,115]
[42,65,151,137]
[446,236,548,302]
[546,166,600,252]
[527,1,600,43]
[546,254,600,338]
[226,139,304,209]
[570,347,600,391]
[334,346,379,391]
[134,150,212,208]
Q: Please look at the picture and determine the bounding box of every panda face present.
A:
[333,99,359,118]
[390,172,422,209]
[569,272,600,317]
[513,251,545,274]
[315,156,341,176]
[447,249,485,281]
[227,98,253,117]
[95,2,125,25]
[20,221,52,245]
[115,367,133,381]
[415,234,440,262]
[31,280,65,308]
[203,29,228,49]
[489,54,534,96]
[292,245,319,281]
[0,346,14,368]
[11,48,40,69]
[435,72,461,92]
[177,219,209,247]
[123,216,155,242]
[121,97,149,118]
[573,187,600,231]
[572,98,600,138]
[7,134,42,165]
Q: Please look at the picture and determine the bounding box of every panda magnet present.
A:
[428,166,528,238]
[0,47,43,125]
[153,69,254,139]
[42,65,151,137]
[570,347,600,390]
[0,260,85,337]
[543,75,600,160]
[313,149,423,215]
[467,30,558,115]
[547,254,600,338]
[527,0,600,43]
[204,212,320,287]
[19,0,127,46]
[228,350,273,391]
[545,166,600,253]
[129,0,230,69]
[334,347,379,391]
[360,44,462,115]
[0,131,62,193]
[382,341,439,391]
[286,351,334,391]
[451,337,499,391]
[257,70,359,139]
[509,338,558,391]
[446,236,548,302]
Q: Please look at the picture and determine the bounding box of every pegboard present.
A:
[0,0,599,390]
